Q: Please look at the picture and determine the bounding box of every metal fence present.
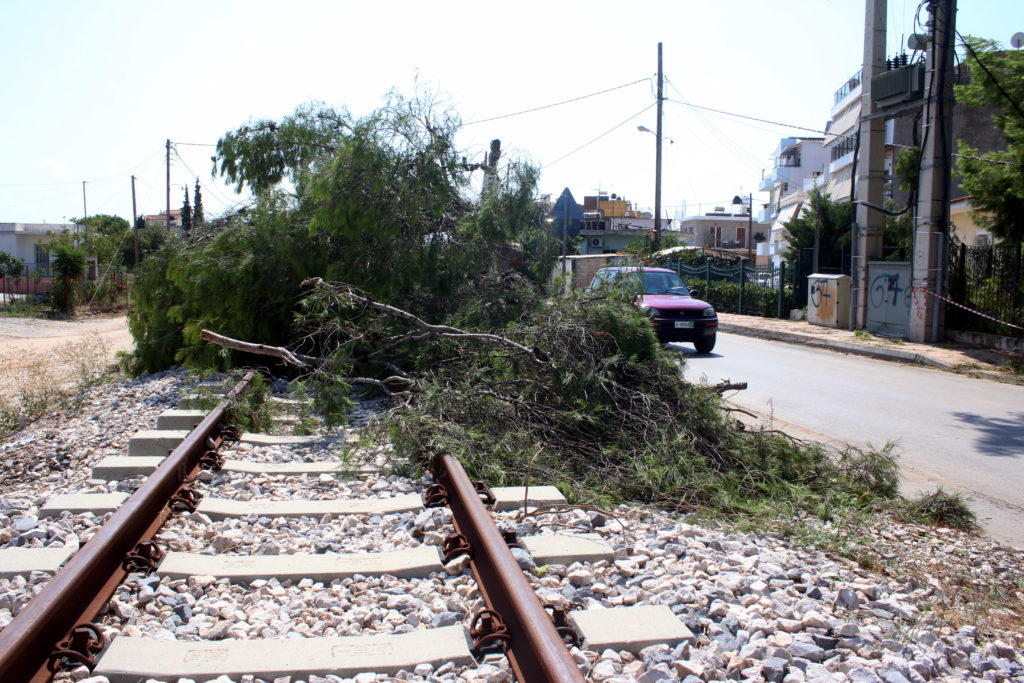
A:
[948,241,1023,338]
[665,259,794,318]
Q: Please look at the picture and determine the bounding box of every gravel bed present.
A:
[192,471,419,502]
[3,372,1023,683]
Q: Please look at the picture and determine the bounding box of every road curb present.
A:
[718,323,952,369]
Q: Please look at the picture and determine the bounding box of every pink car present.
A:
[589,266,718,353]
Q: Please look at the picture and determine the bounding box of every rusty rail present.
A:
[0,371,255,683]
[432,454,584,683]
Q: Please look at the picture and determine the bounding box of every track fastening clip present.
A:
[469,608,511,655]
[47,622,106,672]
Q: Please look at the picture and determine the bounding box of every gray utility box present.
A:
[866,262,911,338]
[807,274,850,328]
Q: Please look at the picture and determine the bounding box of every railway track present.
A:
[0,372,695,683]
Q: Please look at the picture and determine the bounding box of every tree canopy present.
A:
[128,91,558,373]
[955,36,1024,243]
[782,190,851,272]
[192,179,204,227]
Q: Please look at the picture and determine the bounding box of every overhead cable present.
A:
[665,98,829,136]
[463,78,651,126]
[542,103,656,169]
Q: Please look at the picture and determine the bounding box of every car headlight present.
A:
[703,307,716,318]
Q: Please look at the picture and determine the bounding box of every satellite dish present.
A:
[1011,32,1024,49]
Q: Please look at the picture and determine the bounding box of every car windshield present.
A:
[590,269,691,295]
[639,271,689,295]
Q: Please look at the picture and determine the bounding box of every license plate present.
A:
[674,321,694,329]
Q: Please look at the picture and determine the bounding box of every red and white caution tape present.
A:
[915,287,1024,332]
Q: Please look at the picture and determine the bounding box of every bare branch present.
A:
[301,277,553,367]
[200,329,323,369]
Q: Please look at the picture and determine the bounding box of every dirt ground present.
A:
[0,312,133,401]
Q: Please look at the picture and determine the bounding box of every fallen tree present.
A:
[200,277,900,520]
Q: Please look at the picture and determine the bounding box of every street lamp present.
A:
[637,126,674,144]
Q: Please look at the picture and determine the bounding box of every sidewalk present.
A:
[716,312,1021,383]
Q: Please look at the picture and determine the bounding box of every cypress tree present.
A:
[192,179,205,227]
[181,187,193,236]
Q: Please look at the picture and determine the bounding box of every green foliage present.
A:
[128,223,169,268]
[129,92,556,374]
[214,100,351,195]
[51,243,86,280]
[383,290,899,520]
[0,251,25,280]
[782,190,851,271]
[1,252,25,307]
[226,372,275,433]
[181,187,193,235]
[700,280,792,317]
[192,179,205,227]
[70,214,133,273]
[902,488,979,531]
[624,231,681,257]
[955,36,1024,243]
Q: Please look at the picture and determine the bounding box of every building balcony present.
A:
[829,151,855,175]
[757,207,774,224]
[803,174,827,193]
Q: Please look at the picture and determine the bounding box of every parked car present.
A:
[588,266,718,353]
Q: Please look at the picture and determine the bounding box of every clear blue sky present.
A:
[1,0,1020,225]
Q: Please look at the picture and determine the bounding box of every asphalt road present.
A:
[676,332,1024,549]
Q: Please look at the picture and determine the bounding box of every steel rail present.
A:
[435,454,585,683]
[0,371,254,683]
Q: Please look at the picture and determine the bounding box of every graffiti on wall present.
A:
[866,263,912,336]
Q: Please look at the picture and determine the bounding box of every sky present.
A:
[1,0,1021,227]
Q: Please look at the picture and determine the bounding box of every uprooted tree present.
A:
[127,87,928,528]
[127,90,559,374]
[199,277,901,519]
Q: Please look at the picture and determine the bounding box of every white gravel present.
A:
[1,370,1022,683]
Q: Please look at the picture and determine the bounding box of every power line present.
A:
[542,103,656,169]
[463,78,650,126]
[663,76,766,172]
[665,98,829,136]
[171,149,240,209]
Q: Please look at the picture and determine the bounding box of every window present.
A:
[33,244,50,276]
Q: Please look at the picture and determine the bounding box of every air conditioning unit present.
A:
[590,237,604,249]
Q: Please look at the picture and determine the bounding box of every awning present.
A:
[771,201,804,236]
[826,104,861,144]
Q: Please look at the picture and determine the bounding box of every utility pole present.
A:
[131,175,139,268]
[82,181,88,241]
[165,139,172,233]
[851,0,888,328]
[747,193,753,260]
[653,42,664,251]
[561,189,568,277]
[909,0,956,342]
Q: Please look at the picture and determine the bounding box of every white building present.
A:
[0,222,84,276]
[757,137,826,267]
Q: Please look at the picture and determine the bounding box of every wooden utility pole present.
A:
[131,175,139,268]
[653,42,664,250]
[909,0,956,342]
[165,139,172,233]
[851,0,888,328]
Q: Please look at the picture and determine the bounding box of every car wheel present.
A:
[694,335,716,354]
